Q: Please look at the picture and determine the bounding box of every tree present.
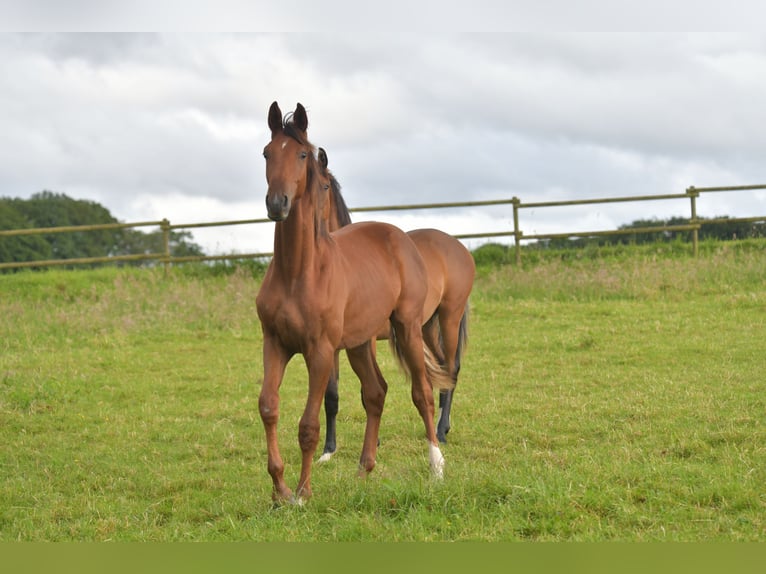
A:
[0,201,52,264]
[9,191,123,260]
[114,228,205,262]
[616,216,766,244]
[1,191,205,269]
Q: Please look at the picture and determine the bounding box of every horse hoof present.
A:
[271,490,295,507]
[317,451,335,463]
[429,443,445,479]
[357,459,376,477]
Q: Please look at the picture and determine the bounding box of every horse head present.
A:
[263,101,314,221]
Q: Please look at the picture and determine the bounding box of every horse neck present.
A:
[327,197,342,233]
[272,184,324,281]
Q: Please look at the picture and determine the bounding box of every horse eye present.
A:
[300,151,308,160]
[262,150,269,159]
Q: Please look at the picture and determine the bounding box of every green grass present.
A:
[1,242,765,540]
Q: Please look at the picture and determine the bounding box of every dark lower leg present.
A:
[437,389,453,443]
[322,374,339,455]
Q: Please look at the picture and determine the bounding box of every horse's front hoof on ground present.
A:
[293,488,312,503]
[271,487,295,507]
[357,459,376,478]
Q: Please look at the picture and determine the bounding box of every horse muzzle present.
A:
[266,192,291,221]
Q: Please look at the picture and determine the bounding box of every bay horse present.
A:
[256,102,452,503]
[314,148,475,462]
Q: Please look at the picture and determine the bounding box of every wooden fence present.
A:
[1,184,765,270]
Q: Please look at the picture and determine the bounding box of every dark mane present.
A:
[328,172,352,227]
[278,117,350,230]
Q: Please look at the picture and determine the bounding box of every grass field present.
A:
[1,240,765,541]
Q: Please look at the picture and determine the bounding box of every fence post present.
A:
[687,186,699,257]
[512,197,522,265]
[161,218,171,275]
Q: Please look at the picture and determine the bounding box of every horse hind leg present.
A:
[436,390,454,444]
[345,342,388,476]
[390,316,445,478]
[423,311,453,444]
[420,308,461,444]
[435,305,468,443]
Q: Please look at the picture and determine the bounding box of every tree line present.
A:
[0,191,204,267]
[542,215,766,249]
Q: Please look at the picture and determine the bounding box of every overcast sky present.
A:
[2,30,766,253]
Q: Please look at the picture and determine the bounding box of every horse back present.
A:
[407,228,475,317]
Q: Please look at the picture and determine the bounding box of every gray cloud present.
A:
[1,32,765,254]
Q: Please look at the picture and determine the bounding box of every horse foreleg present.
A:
[295,347,335,500]
[319,351,340,462]
[346,342,388,476]
[258,335,293,502]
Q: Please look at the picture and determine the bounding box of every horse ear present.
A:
[268,101,282,133]
[318,147,328,169]
[293,103,308,133]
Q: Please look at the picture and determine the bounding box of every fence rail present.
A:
[1,184,765,270]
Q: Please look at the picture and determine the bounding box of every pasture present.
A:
[1,241,765,541]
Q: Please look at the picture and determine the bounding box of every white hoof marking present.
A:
[429,443,445,479]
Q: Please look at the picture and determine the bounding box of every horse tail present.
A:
[389,324,455,392]
[428,303,470,380]
[454,303,470,377]
[423,342,455,391]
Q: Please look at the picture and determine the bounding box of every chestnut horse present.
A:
[256,102,452,503]
[314,148,475,461]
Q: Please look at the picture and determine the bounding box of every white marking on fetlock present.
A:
[429,443,445,479]
[317,452,334,463]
